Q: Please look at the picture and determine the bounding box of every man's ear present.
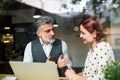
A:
[36,31,41,36]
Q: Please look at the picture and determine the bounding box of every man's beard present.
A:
[42,36,55,44]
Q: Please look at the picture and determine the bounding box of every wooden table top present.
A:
[0,74,15,79]
[0,74,67,80]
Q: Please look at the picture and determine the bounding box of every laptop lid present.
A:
[9,61,60,80]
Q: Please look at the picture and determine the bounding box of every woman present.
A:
[65,16,115,80]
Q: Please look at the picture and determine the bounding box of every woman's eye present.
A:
[80,31,85,35]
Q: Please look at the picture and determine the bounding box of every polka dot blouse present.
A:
[83,41,115,80]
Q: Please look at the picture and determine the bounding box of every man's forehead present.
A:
[39,24,53,30]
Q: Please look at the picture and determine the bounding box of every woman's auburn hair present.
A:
[80,17,104,42]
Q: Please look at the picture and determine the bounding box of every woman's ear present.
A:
[93,30,97,38]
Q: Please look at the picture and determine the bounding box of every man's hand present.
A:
[46,56,55,64]
[57,55,68,68]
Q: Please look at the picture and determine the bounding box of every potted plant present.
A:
[103,61,120,80]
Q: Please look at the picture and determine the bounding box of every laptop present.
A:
[9,61,63,80]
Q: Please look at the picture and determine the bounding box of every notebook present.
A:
[9,61,62,80]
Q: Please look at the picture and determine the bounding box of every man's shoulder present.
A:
[55,39,65,43]
[55,38,65,42]
[31,38,39,43]
[55,39,67,45]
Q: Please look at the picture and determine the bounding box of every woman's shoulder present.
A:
[96,41,113,50]
[97,41,111,46]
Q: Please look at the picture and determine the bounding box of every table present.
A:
[0,74,15,79]
[0,74,67,80]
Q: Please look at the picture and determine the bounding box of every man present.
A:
[23,16,71,76]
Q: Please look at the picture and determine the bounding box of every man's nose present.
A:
[50,30,54,35]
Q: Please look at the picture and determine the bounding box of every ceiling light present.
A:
[53,24,59,27]
[4,27,10,30]
[33,15,41,18]
[74,26,79,32]
[33,8,42,18]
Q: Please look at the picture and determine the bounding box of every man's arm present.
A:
[23,42,33,62]
[61,40,72,69]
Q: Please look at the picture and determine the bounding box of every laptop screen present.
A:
[9,61,60,80]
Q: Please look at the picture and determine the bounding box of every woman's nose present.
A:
[80,33,82,38]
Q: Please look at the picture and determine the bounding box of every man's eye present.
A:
[45,29,54,33]
[52,28,54,31]
[45,30,50,33]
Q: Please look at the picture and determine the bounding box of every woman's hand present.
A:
[65,69,88,80]
[65,69,77,80]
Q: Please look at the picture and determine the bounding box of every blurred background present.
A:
[0,0,120,74]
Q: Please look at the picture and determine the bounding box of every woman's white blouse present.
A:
[83,42,115,80]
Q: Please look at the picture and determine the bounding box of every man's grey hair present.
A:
[34,16,54,29]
